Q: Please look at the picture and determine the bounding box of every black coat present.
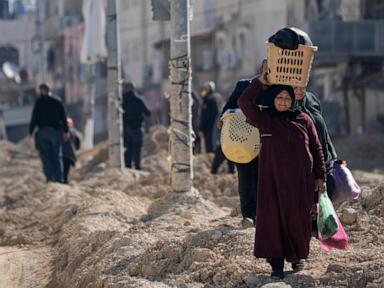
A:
[296,92,337,173]
[29,95,68,134]
[191,91,202,134]
[122,91,151,129]
[199,92,222,133]
[63,128,81,165]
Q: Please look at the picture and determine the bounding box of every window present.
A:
[364,0,384,19]
[215,32,226,67]
[202,48,214,71]
[0,45,19,66]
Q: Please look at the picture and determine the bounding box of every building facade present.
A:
[0,7,41,141]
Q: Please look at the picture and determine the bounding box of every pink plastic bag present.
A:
[332,161,361,204]
[318,216,349,251]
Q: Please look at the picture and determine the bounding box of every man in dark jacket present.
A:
[220,75,270,227]
[199,81,221,153]
[29,84,69,183]
[122,82,151,170]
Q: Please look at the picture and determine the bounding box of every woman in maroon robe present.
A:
[237,78,326,279]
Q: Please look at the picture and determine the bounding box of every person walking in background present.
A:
[191,91,202,154]
[210,124,235,175]
[238,75,326,279]
[199,81,221,153]
[219,77,261,228]
[293,86,338,199]
[218,61,272,227]
[122,81,151,170]
[292,85,338,238]
[62,117,81,184]
[29,84,69,183]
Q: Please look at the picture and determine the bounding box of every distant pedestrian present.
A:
[191,91,202,154]
[29,84,69,183]
[122,81,151,170]
[199,81,221,153]
[62,117,81,184]
[210,125,235,174]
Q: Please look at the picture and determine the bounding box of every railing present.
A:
[309,20,384,58]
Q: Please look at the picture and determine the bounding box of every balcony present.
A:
[309,20,384,63]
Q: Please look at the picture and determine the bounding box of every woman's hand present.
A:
[258,59,270,86]
[315,179,326,193]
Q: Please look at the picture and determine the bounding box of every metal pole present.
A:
[90,63,96,146]
[0,110,7,140]
[106,0,123,168]
[83,63,96,149]
[169,0,193,193]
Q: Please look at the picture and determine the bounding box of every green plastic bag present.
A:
[318,192,338,240]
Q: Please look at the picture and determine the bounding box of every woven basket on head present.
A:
[267,42,317,88]
[220,112,260,164]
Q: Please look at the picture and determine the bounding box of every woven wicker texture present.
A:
[220,113,260,164]
[267,43,317,87]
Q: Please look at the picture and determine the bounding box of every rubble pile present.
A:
[0,131,384,287]
[334,133,384,171]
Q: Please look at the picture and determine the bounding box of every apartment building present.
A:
[212,0,288,94]
[307,0,384,135]
[0,7,40,141]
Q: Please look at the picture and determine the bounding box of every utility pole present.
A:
[83,63,96,149]
[81,0,107,149]
[169,0,193,193]
[106,0,123,168]
[36,0,46,83]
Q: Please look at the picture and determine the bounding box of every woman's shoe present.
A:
[270,258,285,279]
[270,270,284,279]
[241,217,254,228]
[291,259,305,272]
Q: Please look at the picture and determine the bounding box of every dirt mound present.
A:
[142,125,169,157]
[334,133,384,171]
[0,140,14,160]
[352,170,384,187]
[1,130,384,287]
[361,184,384,216]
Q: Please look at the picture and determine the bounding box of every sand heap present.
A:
[0,130,383,288]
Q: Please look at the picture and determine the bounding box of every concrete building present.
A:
[307,0,384,135]
[213,0,289,95]
[42,0,110,142]
[2,0,382,141]
[0,10,41,141]
[118,0,169,126]
[155,0,289,97]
